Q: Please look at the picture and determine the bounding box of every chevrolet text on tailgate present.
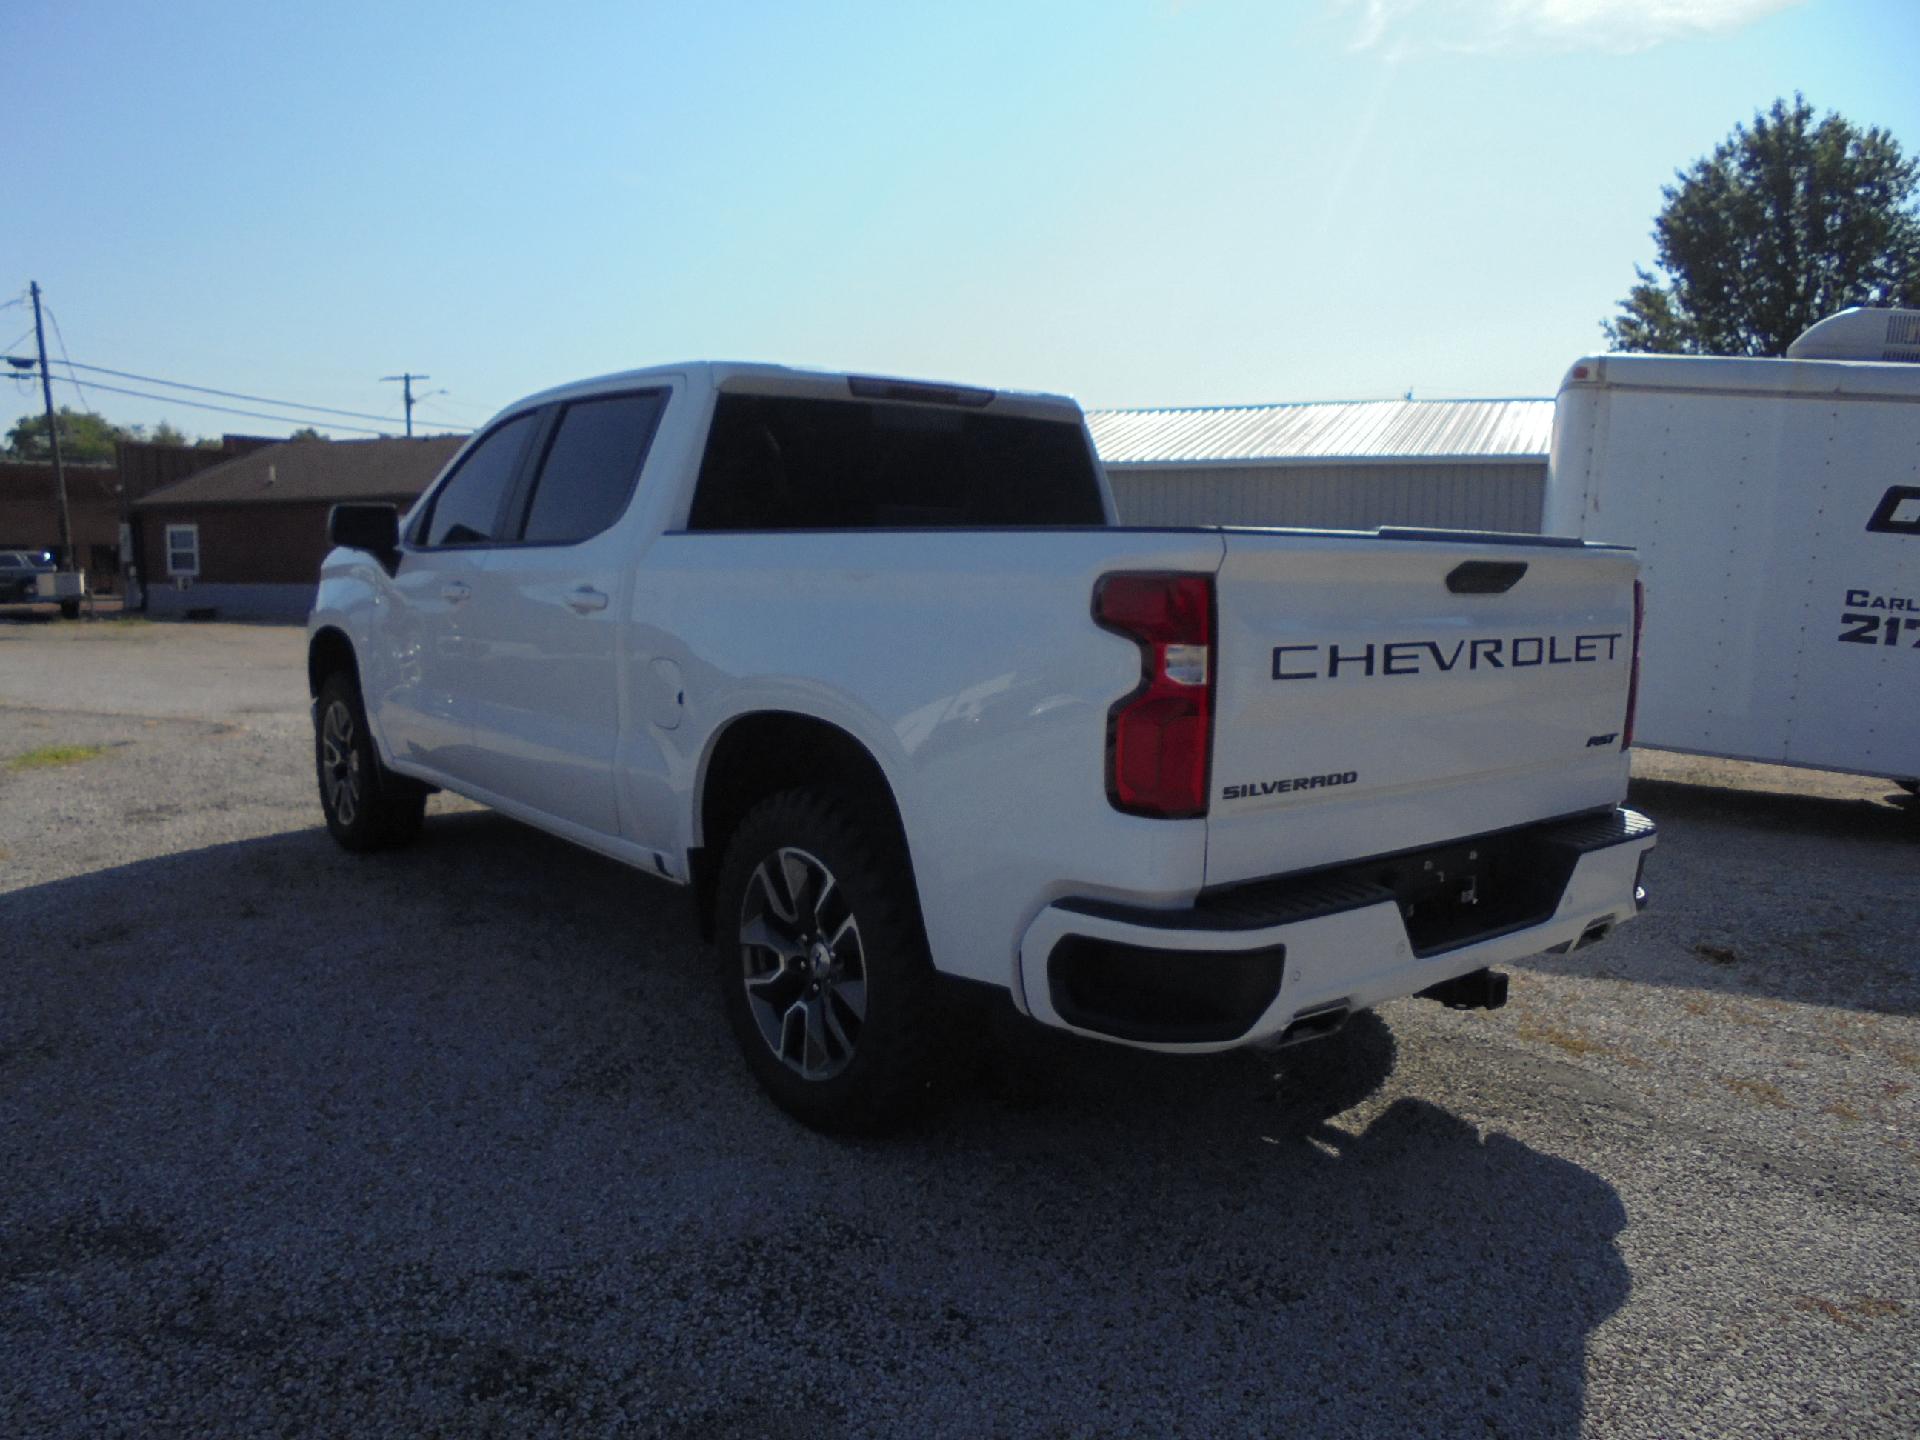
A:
[308,363,1655,1130]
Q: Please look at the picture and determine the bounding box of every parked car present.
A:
[308,363,1656,1128]
[0,550,54,602]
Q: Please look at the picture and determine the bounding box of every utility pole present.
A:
[30,281,76,570]
[380,372,429,437]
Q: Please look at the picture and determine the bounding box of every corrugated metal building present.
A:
[1087,398,1553,533]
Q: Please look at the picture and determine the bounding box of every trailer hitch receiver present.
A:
[1418,968,1510,1012]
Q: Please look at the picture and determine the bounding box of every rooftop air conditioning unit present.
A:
[1784,307,1920,363]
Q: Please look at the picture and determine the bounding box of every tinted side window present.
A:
[422,412,537,547]
[687,395,1106,531]
[518,392,668,545]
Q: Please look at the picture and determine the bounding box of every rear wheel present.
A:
[315,671,425,851]
[713,787,939,1131]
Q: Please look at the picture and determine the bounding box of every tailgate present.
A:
[1206,530,1637,888]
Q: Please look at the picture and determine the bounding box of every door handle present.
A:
[441,581,470,604]
[567,586,610,614]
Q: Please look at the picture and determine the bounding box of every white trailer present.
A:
[1545,312,1919,786]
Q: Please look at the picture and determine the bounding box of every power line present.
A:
[418,390,491,420]
[1,316,474,439]
[51,359,405,424]
[416,396,478,427]
[53,377,467,437]
[43,305,101,419]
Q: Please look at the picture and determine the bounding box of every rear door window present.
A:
[419,412,539,547]
[687,394,1106,530]
[516,391,668,546]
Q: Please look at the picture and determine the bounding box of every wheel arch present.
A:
[307,624,359,698]
[691,710,914,940]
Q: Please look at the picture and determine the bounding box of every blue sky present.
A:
[4,0,1915,441]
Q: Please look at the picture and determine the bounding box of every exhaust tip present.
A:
[1273,1001,1352,1047]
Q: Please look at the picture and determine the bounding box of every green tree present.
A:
[3,407,129,463]
[288,426,326,441]
[150,420,191,448]
[1606,96,1920,356]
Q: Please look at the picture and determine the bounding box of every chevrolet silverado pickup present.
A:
[308,363,1655,1128]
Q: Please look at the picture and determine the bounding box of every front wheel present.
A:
[713,787,940,1132]
[314,672,425,852]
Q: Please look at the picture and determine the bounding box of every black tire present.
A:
[712,787,940,1132]
[314,671,426,852]
[58,599,79,620]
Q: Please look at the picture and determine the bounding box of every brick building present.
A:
[0,437,268,593]
[132,435,465,618]
[0,461,121,582]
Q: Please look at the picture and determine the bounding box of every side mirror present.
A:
[328,504,400,570]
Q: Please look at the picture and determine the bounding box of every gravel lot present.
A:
[3,619,1915,1438]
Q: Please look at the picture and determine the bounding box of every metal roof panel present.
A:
[1087,398,1554,466]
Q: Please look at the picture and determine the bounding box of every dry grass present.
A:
[1673,994,1771,1028]
[1815,1015,1920,1070]
[1722,1076,1790,1110]
[1517,1019,1605,1057]
[1792,1295,1905,1333]
[6,743,107,773]
[1515,1017,1645,1067]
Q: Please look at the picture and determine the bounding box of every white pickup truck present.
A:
[308,363,1655,1128]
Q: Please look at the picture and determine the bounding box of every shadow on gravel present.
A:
[1541,776,1920,1017]
[907,1013,1631,1436]
[3,812,1629,1438]
[1627,774,1917,843]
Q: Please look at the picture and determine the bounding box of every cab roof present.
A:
[509,362,1086,425]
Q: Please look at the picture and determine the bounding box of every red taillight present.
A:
[1094,572,1214,818]
[1622,579,1644,750]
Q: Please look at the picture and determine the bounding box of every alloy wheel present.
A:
[738,847,867,1080]
[321,699,362,827]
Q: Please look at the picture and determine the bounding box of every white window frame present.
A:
[165,523,200,578]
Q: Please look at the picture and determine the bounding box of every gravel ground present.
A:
[2,619,1915,1438]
